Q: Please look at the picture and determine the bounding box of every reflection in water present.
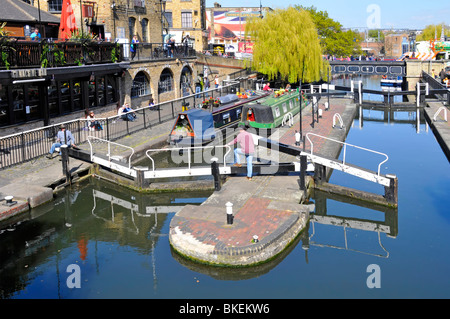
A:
[1,74,449,298]
[0,178,212,299]
[309,190,398,259]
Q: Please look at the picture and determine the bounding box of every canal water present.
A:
[1,76,449,299]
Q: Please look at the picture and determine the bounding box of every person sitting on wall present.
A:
[46,124,77,159]
[86,110,103,131]
[118,103,137,121]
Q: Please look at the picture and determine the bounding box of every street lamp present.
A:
[160,0,167,44]
[111,1,116,40]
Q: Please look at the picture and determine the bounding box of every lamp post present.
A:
[160,0,167,44]
[112,1,116,41]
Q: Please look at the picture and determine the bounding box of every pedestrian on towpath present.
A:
[228,123,255,180]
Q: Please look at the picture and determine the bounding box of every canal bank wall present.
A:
[424,101,450,161]
[169,97,359,267]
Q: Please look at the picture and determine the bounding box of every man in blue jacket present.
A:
[47,124,77,159]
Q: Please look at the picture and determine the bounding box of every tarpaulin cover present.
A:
[176,108,216,140]
[242,104,274,124]
[218,94,239,105]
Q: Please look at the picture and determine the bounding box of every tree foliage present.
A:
[416,24,450,41]
[245,7,329,83]
[297,5,362,57]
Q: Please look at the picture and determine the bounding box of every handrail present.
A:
[305,132,389,176]
[332,113,344,129]
[145,145,232,173]
[282,112,294,127]
[87,136,135,170]
[433,106,448,122]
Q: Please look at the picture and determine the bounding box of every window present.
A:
[274,107,280,117]
[129,17,136,38]
[289,100,294,109]
[159,69,173,94]
[141,19,148,42]
[131,72,150,98]
[48,0,62,12]
[282,103,287,113]
[181,12,192,29]
[223,113,230,123]
[164,12,173,28]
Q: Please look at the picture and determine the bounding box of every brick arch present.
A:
[180,65,194,97]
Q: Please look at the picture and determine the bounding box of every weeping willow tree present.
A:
[245,6,329,84]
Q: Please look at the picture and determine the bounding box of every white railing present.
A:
[87,136,135,170]
[305,132,388,177]
[145,144,232,173]
[282,112,294,127]
[433,106,448,122]
[332,113,344,129]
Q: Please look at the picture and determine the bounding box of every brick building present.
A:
[384,33,409,59]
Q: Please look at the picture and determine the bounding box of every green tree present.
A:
[297,5,362,57]
[416,24,450,41]
[245,6,329,84]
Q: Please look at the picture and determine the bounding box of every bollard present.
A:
[324,102,329,110]
[226,202,233,225]
[60,145,71,185]
[295,130,301,146]
[252,235,259,243]
[211,157,222,191]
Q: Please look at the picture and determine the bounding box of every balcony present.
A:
[126,42,196,61]
[0,37,124,70]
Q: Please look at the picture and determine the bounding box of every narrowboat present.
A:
[381,76,403,87]
[205,91,269,130]
[169,90,269,146]
[239,89,308,131]
[169,108,216,146]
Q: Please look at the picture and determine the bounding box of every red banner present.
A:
[238,42,254,54]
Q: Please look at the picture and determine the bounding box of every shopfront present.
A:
[0,63,129,128]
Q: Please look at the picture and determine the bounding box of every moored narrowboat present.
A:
[169,108,216,146]
[240,89,308,131]
[169,90,270,147]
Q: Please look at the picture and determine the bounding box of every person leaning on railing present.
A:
[46,124,78,159]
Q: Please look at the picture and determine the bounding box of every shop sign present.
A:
[11,68,47,79]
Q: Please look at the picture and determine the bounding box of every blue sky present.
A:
[206,0,450,30]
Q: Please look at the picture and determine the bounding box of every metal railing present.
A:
[0,37,124,69]
[305,132,389,177]
[87,136,135,170]
[0,80,243,169]
[422,71,449,103]
[129,42,196,61]
[145,144,232,173]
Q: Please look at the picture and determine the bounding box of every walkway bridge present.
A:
[75,134,398,207]
[329,60,406,77]
[307,78,450,107]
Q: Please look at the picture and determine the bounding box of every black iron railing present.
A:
[0,80,247,169]
[128,42,196,61]
[0,37,124,69]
